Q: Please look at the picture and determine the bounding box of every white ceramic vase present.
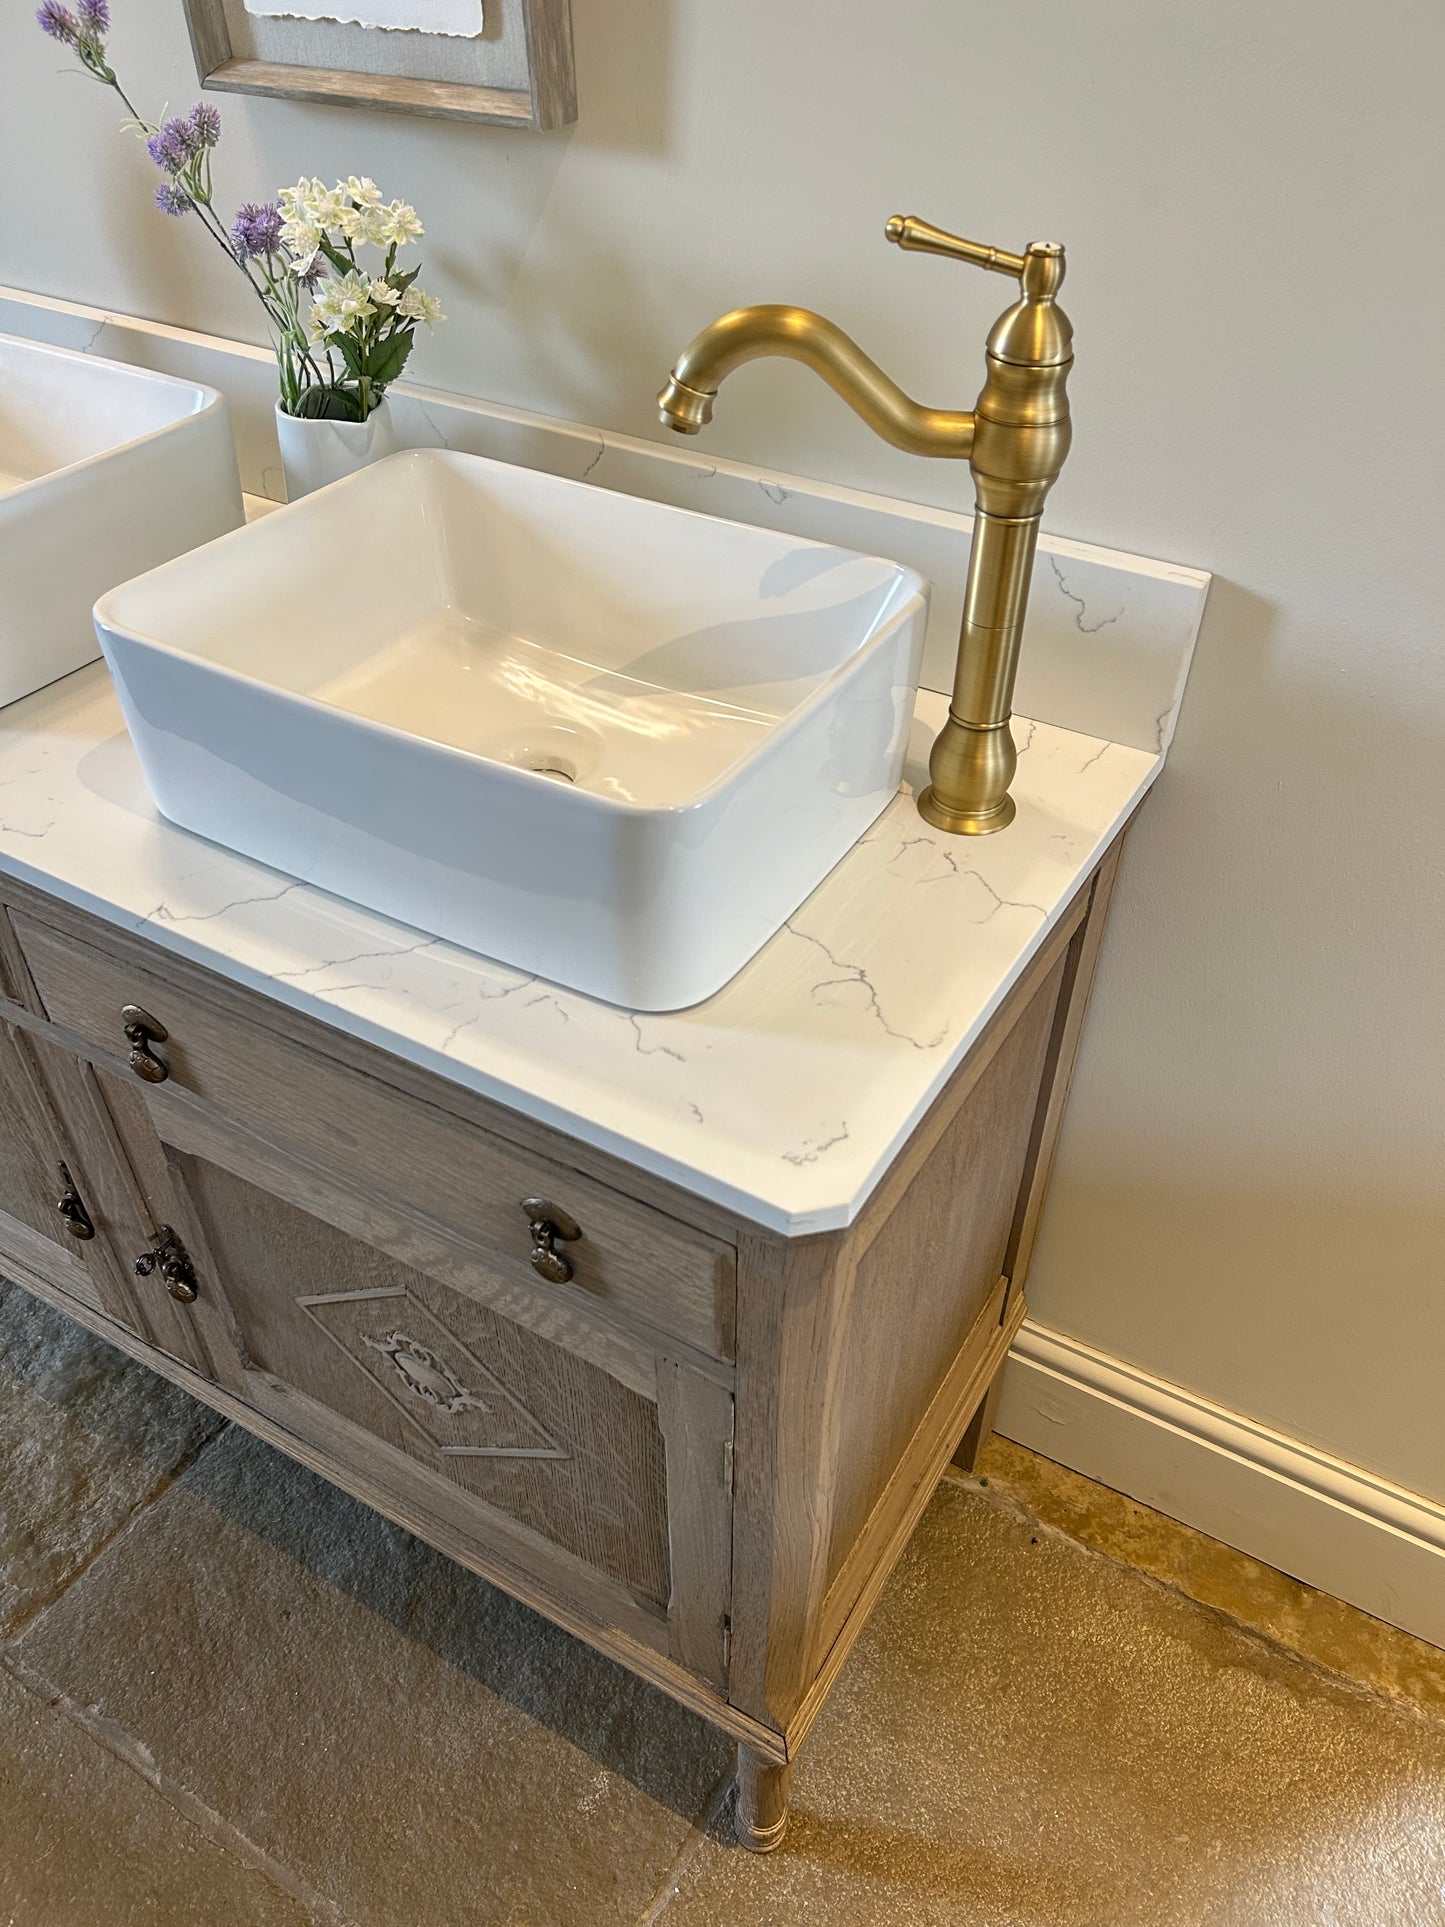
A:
[274,396,397,501]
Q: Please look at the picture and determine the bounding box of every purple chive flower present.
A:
[76,0,108,33]
[146,114,196,171]
[35,0,79,43]
[231,200,283,262]
[187,100,221,149]
[155,183,193,217]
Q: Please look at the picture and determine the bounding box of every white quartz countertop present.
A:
[0,659,1157,1234]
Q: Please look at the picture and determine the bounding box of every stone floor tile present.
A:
[978,1435,1445,1723]
[658,1481,1445,1927]
[0,1280,223,1639]
[0,1666,319,1925]
[15,1424,733,1927]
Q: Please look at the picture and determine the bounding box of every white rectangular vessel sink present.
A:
[97,448,926,1010]
[0,335,243,710]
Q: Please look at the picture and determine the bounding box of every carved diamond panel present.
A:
[300,1285,569,1461]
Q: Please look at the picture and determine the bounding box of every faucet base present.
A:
[917,712,1018,835]
[916,786,1016,836]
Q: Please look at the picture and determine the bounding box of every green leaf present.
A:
[290,385,366,422]
[331,333,366,379]
[362,330,413,388]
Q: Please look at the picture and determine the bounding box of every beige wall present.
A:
[7,2,1443,1495]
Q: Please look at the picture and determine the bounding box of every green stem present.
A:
[101,72,291,358]
[256,256,327,387]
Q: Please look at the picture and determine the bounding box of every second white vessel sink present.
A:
[0,335,243,710]
[96,448,926,1009]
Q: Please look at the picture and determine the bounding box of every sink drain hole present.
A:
[493,730,595,786]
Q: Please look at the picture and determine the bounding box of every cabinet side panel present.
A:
[825,953,1066,1583]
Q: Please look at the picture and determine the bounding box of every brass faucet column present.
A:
[916,239,1072,834]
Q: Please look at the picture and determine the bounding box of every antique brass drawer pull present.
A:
[134,1225,198,1303]
[121,1003,169,1084]
[55,1164,95,1241]
[521,1196,582,1284]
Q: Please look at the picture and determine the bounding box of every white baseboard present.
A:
[998,1321,1445,1651]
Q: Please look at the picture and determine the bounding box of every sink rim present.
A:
[0,332,225,511]
[95,446,929,823]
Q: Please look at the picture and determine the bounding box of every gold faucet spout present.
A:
[659,306,975,459]
[657,218,1073,835]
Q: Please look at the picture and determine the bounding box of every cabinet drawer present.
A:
[14,914,735,1360]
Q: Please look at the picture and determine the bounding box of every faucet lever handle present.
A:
[885,215,1027,279]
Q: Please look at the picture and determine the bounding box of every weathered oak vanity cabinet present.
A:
[0,838,1121,1848]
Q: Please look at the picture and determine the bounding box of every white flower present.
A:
[277,182,318,255]
[278,176,326,225]
[334,201,370,243]
[345,175,383,206]
[306,269,377,340]
[281,220,321,259]
[377,199,425,247]
[278,176,324,218]
[360,200,398,247]
[398,286,444,329]
[339,274,377,313]
[369,277,401,307]
[283,176,353,235]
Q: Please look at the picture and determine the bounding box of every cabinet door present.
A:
[0,1018,80,1253]
[0,1017,144,1332]
[104,1094,736,1688]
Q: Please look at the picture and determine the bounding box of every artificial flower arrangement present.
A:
[35,0,443,423]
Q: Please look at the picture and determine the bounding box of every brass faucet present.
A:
[658,216,1072,834]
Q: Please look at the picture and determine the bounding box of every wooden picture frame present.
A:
[180,0,575,130]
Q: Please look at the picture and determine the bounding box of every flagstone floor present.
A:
[3,1275,1443,1926]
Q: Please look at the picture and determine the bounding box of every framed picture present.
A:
[179,0,575,129]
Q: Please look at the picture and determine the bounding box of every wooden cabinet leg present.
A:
[953,1364,1005,1474]
[734,1744,793,1853]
